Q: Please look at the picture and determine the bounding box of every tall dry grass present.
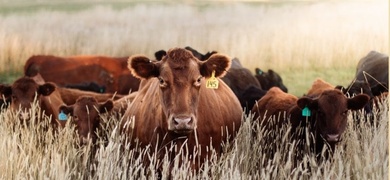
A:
[0,2,388,179]
[0,1,388,93]
[0,90,388,179]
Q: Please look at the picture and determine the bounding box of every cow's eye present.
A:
[194,76,202,87]
[158,77,167,87]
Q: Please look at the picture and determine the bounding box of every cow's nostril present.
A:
[326,134,340,142]
[174,117,191,124]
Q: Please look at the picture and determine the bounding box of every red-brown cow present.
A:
[59,96,113,145]
[121,48,243,171]
[0,76,64,127]
[24,55,140,94]
[306,78,335,96]
[57,86,124,105]
[112,91,138,115]
[252,87,297,127]
[252,81,370,160]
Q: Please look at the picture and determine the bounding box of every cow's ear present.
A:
[297,97,318,110]
[199,54,231,78]
[59,105,73,115]
[203,51,218,61]
[335,85,347,94]
[347,94,370,110]
[99,100,114,113]
[255,68,263,75]
[154,50,166,61]
[128,55,160,79]
[0,84,12,96]
[39,83,56,96]
[371,82,388,96]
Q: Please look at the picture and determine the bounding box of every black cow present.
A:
[65,82,106,93]
[221,58,264,112]
[255,68,288,92]
[339,51,388,97]
[336,51,388,122]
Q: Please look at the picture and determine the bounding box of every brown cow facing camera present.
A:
[59,96,113,145]
[252,81,370,161]
[121,47,243,172]
[289,89,369,156]
[0,76,64,127]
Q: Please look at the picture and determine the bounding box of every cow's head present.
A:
[0,77,56,119]
[336,80,374,98]
[59,96,113,145]
[297,90,369,144]
[129,47,230,135]
[255,68,288,92]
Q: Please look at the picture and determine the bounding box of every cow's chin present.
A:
[172,129,193,135]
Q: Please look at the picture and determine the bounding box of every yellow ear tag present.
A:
[206,70,219,89]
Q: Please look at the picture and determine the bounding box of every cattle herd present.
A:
[0,47,388,174]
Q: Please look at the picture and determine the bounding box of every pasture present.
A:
[0,0,388,179]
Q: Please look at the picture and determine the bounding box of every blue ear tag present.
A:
[100,88,104,93]
[302,106,311,117]
[58,111,68,121]
[257,70,263,75]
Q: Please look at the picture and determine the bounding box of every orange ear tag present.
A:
[206,70,219,89]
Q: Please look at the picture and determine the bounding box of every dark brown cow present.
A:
[255,68,288,92]
[222,58,263,112]
[252,81,370,159]
[24,55,140,94]
[289,89,369,156]
[121,48,242,171]
[59,96,113,145]
[0,76,64,127]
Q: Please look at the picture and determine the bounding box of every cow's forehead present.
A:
[13,79,39,93]
[318,90,347,109]
[161,56,200,77]
[75,99,99,111]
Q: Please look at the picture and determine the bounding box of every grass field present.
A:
[0,0,388,95]
[0,1,388,179]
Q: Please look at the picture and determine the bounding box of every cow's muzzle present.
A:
[325,134,341,143]
[169,115,195,134]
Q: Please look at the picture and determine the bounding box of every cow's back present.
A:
[355,51,389,85]
[306,78,335,96]
[252,87,297,127]
[24,55,140,94]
